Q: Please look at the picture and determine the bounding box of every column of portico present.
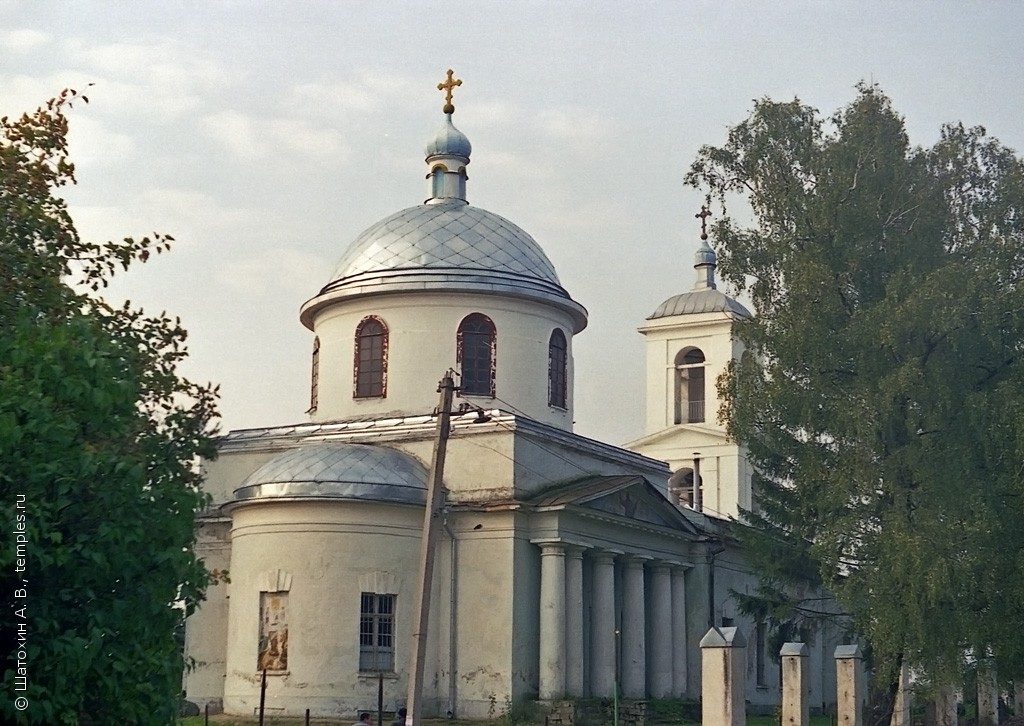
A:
[648,562,674,697]
[564,546,585,697]
[620,556,648,698]
[590,551,617,698]
[538,543,567,700]
[671,566,688,697]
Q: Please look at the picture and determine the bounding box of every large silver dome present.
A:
[300,200,588,332]
[232,442,427,505]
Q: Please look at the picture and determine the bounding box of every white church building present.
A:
[183,77,841,719]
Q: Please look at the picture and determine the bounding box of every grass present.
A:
[662,718,831,726]
[180,715,834,726]
[178,718,492,726]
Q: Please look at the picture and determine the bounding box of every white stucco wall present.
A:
[201,450,288,506]
[630,311,752,519]
[635,436,751,519]
[307,292,577,430]
[185,428,553,720]
[222,500,427,718]
[448,510,520,716]
[185,448,292,709]
[183,518,231,710]
[185,415,843,719]
[207,501,527,720]
[640,312,739,435]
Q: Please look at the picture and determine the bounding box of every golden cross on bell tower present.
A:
[695,204,712,240]
[437,69,462,115]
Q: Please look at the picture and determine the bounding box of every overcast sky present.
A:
[3,2,1023,445]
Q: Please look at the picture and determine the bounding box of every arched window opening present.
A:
[354,316,388,398]
[458,313,496,397]
[431,166,446,198]
[548,329,568,408]
[673,347,706,424]
[668,467,703,509]
[308,336,320,413]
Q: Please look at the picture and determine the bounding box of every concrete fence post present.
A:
[835,645,864,726]
[700,626,747,726]
[780,642,809,726]
[978,664,999,726]
[892,661,912,726]
[935,686,958,726]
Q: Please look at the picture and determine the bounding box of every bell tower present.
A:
[626,205,753,519]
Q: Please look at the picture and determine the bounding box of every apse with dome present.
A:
[182,72,842,720]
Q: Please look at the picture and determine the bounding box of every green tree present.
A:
[1,90,219,724]
[686,86,1024,693]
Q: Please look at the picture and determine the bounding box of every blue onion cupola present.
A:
[693,205,717,291]
[693,239,717,291]
[646,204,751,320]
[425,69,471,204]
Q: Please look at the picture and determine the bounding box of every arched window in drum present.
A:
[309,336,320,412]
[457,313,496,397]
[548,329,568,408]
[354,317,388,398]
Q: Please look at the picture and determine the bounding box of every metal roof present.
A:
[648,289,751,320]
[232,442,427,506]
[301,200,588,331]
[330,201,559,283]
[526,475,645,508]
[425,114,471,159]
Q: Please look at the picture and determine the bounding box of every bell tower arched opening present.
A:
[668,467,702,509]
[673,347,705,424]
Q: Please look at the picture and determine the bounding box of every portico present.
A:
[535,542,692,700]
[528,474,699,700]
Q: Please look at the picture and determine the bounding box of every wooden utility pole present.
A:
[692,452,702,513]
[405,372,457,726]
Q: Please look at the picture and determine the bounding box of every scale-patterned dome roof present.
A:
[300,199,588,331]
[232,442,427,505]
[332,201,560,283]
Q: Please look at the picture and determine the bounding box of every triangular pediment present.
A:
[625,423,731,451]
[525,475,700,535]
[583,483,686,529]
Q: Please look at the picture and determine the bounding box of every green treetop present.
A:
[1,90,220,724]
[687,85,1024,690]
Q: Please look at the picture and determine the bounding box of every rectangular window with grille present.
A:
[359,592,395,672]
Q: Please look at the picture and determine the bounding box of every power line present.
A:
[489,397,861,601]
[458,395,851,621]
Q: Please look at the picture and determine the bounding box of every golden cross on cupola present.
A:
[437,69,462,115]
[695,204,712,240]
